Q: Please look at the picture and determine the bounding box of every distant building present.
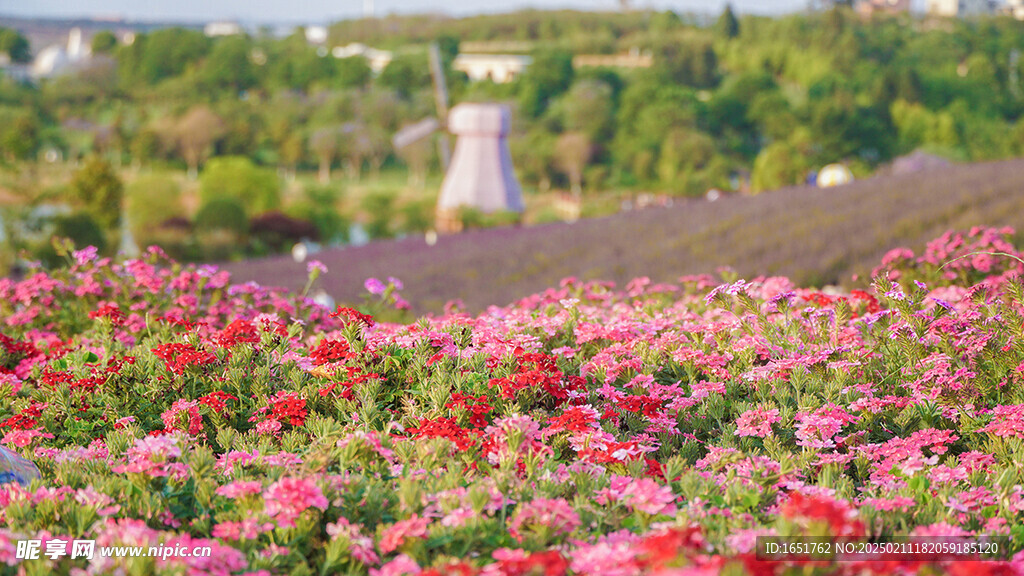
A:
[331,43,392,74]
[926,0,995,17]
[856,0,911,17]
[1002,0,1024,19]
[453,54,532,84]
[305,26,328,44]
[204,21,243,37]
[30,27,91,79]
[573,48,652,69]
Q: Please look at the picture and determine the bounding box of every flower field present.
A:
[3,228,1024,575]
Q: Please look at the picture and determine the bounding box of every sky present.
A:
[0,0,813,25]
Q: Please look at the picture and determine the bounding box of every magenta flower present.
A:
[379,514,431,554]
[364,278,387,295]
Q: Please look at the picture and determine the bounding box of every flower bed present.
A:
[3,229,1024,575]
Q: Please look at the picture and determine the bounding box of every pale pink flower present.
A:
[508,498,580,542]
[379,515,431,554]
[370,554,420,576]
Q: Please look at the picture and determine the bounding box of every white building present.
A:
[305,26,328,44]
[331,43,392,74]
[30,28,91,79]
[453,54,532,84]
[926,0,995,16]
[204,21,243,37]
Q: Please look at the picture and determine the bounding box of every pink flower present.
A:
[734,407,780,438]
[980,404,1024,438]
[161,399,203,435]
[508,498,580,542]
[215,480,263,499]
[212,518,275,540]
[263,477,329,528]
[379,515,431,554]
[370,554,420,576]
[326,518,379,564]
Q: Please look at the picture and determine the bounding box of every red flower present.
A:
[329,306,374,327]
[407,417,478,450]
[151,343,218,375]
[269,391,307,426]
[198,391,239,414]
[88,303,126,326]
[309,338,353,366]
[217,319,259,348]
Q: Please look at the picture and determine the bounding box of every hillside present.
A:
[223,158,1024,313]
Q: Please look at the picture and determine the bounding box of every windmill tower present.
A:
[435,103,524,233]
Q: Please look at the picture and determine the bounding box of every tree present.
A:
[126,173,185,246]
[555,131,592,198]
[518,49,574,118]
[199,156,281,216]
[91,30,118,54]
[174,106,226,179]
[0,28,30,63]
[309,128,339,183]
[377,53,431,99]
[70,156,124,231]
[716,5,740,39]
[751,141,808,193]
[0,113,39,161]
[653,35,719,88]
[555,79,615,142]
[201,36,257,94]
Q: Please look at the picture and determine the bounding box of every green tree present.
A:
[201,36,257,93]
[199,156,281,216]
[70,156,124,231]
[751,141,809,192]
[91,30,118,54]
[377,53,431,99]
[518,49,574,118]
[715,4,740,39]
[0,28,30,63]
[125,173,185,245]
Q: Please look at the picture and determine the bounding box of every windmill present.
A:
[391,44,524,233]
[391,43,451,177]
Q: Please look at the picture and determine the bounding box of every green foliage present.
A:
[199,156,281,216]
[0,109,39,161]
[194,197,248,235]
[751,141,809,193]
[715,4,740,39]
[361,192,396,239]
[0,27,30,63]
[201,36,258,94]
[35,212,107,266]
[119,27,210,85]
[518,49,574,119]
[377,53,432,99]
[125,173,185,245]
[287,185,350,244]
[90,30,118,54]
[70,156,124,231]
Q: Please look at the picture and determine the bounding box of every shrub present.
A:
[249,211,319,253]
[70,156,123,230]
[199,156,281,216]
[125,172,185,245]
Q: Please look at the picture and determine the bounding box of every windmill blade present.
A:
[429,42,452,169]
[392,118,440,150]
